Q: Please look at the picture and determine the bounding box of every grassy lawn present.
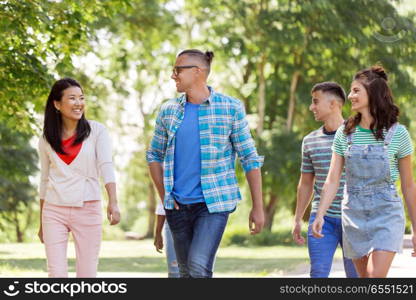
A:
[0,240,316,277]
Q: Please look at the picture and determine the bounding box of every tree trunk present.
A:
[286,70,301,132]
[267,63,280,130]
[23,203,33,233]
[264,191,278,231]
[286,27,310,132]
[241,61,253,113]
[138,93,157,239]
[256,55,266,137]
[13,210,23,243]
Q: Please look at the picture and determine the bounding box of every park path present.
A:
[95,235,415,278]
[279,235,415,278]
[96,247,415,277]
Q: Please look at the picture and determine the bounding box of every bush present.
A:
[102,222,126,240]
[222,226,307,247]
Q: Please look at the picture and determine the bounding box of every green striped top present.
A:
[332,124,413,181]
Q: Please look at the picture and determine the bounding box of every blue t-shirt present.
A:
[172,102,205,204]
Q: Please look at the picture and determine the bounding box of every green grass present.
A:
[0,240,313,277]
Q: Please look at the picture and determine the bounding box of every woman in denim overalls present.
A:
[311,66,416,277]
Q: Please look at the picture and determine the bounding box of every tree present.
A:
[77,0,179,238]
[185,0,416,229]
[0,0,127,133]
[0,124,38,242]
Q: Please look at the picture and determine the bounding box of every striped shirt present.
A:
[333,124,413,182]
[146,86,264,213]
[301,126,345,218]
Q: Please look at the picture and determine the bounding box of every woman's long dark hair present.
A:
[344,66,399,140]
[43,78,91,154]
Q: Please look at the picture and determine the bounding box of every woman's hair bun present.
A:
[205,51,214,64]
[371,65,388,81]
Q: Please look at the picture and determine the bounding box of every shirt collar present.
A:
[178,86,215,106]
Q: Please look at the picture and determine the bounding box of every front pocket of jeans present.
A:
[83,200,102,216]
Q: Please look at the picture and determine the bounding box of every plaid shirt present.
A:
[146,87,264,213]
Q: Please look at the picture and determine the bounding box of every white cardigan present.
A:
[38,120,116,207]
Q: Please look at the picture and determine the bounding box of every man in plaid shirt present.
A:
[147,49,264,278]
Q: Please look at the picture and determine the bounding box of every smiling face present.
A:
[348,80,369,113]
[53,86,85,121]
[309,90,334,121]
[171,54,207,93]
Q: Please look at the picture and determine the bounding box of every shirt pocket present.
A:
[210,124,231,150]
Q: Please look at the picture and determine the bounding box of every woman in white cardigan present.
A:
[38,78,120,277]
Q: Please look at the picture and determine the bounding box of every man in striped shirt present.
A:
[147,49,264,278]
[292,82,357,278]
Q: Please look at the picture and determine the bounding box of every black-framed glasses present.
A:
[172,65,199,76]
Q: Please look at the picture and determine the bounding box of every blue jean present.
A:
[308,213,358,278]
[164,221,180,278]
[165,202,229,278]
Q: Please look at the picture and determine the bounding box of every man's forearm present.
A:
[316,181,339,218]
[148,162,165,201]
[155,214,166,234]
[294,183,314,222]
[245,168,263,208]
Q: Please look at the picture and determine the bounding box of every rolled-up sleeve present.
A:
[146,108,168,163]
[96,125,116,184]
[230,102,264,172]
[38,137,50,200]
[155,202,166,216]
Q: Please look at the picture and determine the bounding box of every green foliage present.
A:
[0,0,127,133]
[88,0,181,236]
[260,127,302,198]
[0,124,38,242]
[222,226,306,247]
[0,125,37,208]
[120,150,149,232]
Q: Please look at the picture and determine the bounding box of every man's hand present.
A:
[249,207,264,235]
[154,232,164,253]
[292,220,305,245]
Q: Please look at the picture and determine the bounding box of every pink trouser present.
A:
[42,200,102,278]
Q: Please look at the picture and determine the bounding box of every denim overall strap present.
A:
[384,123,398,146]
[346,129,355,146]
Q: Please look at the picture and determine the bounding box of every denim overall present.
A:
[342,123,405,259]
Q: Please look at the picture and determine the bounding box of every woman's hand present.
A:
[107,202,121,225]
[311,215,325,238]
[38,226,44,243]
